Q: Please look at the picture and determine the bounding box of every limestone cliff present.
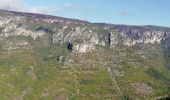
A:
[0,9,170,53]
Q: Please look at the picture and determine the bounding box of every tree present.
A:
[67,42,73,51]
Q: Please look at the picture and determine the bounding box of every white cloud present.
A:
[63,4,74,9]
[30,4,75,15]
[0,0,75,15]
[117,11,136,16]
[0,0,27,11]
[31,7,49,14]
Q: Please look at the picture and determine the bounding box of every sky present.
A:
[0,0,170,27]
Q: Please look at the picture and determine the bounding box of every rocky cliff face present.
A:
[0,13,117,53]
[0,9,170,53]
[96,23,170,46]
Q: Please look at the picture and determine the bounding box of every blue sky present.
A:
[0,0,170,27]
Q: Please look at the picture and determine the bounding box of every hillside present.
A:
[0,9,170,100]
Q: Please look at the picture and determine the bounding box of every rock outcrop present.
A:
[0,10,170,53]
